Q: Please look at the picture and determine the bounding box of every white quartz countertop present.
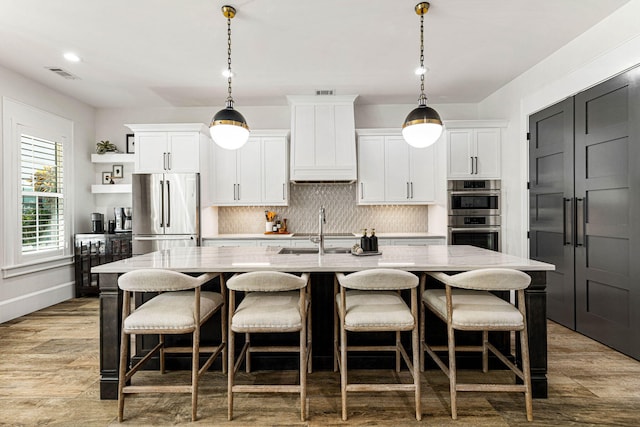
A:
[93,245,554,274]
[202,232,445,240]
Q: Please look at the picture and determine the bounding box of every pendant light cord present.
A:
[418,12,427,107]
[226,15,234,108]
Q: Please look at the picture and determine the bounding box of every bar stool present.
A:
[421,268,533,421]
[226,271,311,421]
[117,269,226,422]
[334,269,421,421]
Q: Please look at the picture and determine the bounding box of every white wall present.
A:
[478,0,640,257]
[0,64,96,322]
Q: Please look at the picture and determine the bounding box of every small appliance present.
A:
[114,207,132,233]
[91,212,104,233]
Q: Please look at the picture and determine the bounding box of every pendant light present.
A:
[402,2,443,148]
[210,5,250,150]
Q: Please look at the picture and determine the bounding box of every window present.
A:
[2,98,73,272]
[21,134,65,254]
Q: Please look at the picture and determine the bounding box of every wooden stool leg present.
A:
[340,318,348,421]
[117,291,130,423]
[245,332,251,373]
[411,287,422,421]
[482,330,489,373]
[448,323,458,420]
[228,328,235,421]
[191,328,199,421]
[300,325,307,421]
[396,330,401,372]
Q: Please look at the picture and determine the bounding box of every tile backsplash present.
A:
[218,183,429,234]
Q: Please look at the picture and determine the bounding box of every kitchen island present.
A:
[94,245,553,400]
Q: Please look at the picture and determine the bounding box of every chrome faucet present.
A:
[310,206,326,255]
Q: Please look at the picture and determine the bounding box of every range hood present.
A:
[288,95,358,182]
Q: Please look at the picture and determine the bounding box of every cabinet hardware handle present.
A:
[167,152,171,170]
[237,183,240,200]
[283,183,285,200]
[406,182,410,199]
[563,197,573,246]
[470,156,474,174]
[410,182,414,199]
[233,184,236,200]
[361,182,364,199]
[474,157,478,174]
[576,197,585,247]
[163,152,167,170]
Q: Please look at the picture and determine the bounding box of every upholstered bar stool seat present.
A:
[123,291,224,331]
[423,289,524,329]
[227,271,311,421]
[117,269,227,422]
[420,268,533,422]
[335,269,422,421]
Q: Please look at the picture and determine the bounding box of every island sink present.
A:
[277,247,352,255]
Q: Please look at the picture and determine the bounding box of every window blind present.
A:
[20,134,65,254]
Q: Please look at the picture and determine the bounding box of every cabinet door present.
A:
[167,132,199,172]
[474,128,501,178]
[409,144,436,203]
[447,129,473,178]
[357,136,385,203]
[212,145,237,204]
[291,105,316,171]
[263,137,288,205]
[236,138,262,204]
[384,136,411,202]
[135,132,167,172]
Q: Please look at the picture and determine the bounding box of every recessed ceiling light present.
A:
[414,66,429,76]
[63,52,81,62]
[222,69,234,78]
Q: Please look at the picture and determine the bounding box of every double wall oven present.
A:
[448,180,501,251]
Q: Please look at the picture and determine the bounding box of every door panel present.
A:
[164,174,198,235]
[132,173,164,235]
[574,69,640,358]
[529,97,575,328]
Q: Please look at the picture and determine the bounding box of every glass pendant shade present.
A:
[402,104,443,148]
[210,106,250,150]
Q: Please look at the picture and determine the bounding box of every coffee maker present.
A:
[114,207,132,233]
[91,212,104,233]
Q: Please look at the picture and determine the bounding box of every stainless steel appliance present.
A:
[113,207,132,233]
[448,179,501,216]
[448,180,501,251]
[132,173,200,255]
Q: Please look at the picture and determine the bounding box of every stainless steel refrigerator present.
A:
[132,173,200,255]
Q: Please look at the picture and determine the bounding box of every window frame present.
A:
[2,98,74,275]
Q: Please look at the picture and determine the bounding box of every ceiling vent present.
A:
[315,89,334,96]
[45,66,80,80]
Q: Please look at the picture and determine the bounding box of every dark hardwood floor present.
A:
[1,297,639,426]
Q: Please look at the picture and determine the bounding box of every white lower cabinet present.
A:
[203,236,444,248]
[357,130,436,205]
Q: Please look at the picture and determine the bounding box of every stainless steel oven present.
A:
[448,179,501,216]
[448,215,501,251]
[448,180,501,252]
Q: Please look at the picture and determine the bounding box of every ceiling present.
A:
[0,0,631,109]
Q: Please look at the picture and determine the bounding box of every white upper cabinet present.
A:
[446,121,506,179]
[288,95,358,181]
[126,124,210,174]
[357,130,436,205]
[211,130,289,206]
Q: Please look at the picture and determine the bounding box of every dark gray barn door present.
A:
[574,69,640,358]
[529,98,575,329]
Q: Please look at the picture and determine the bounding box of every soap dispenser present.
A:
[360,228,371,252]
[370,228,378,252]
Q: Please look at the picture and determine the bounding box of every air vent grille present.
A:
[315,89,334,96]
[45,67,80,80]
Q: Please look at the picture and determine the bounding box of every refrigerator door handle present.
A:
[160,179,165,227]
[166,180,171,227]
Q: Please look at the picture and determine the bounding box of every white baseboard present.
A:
[0,281,75,323]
